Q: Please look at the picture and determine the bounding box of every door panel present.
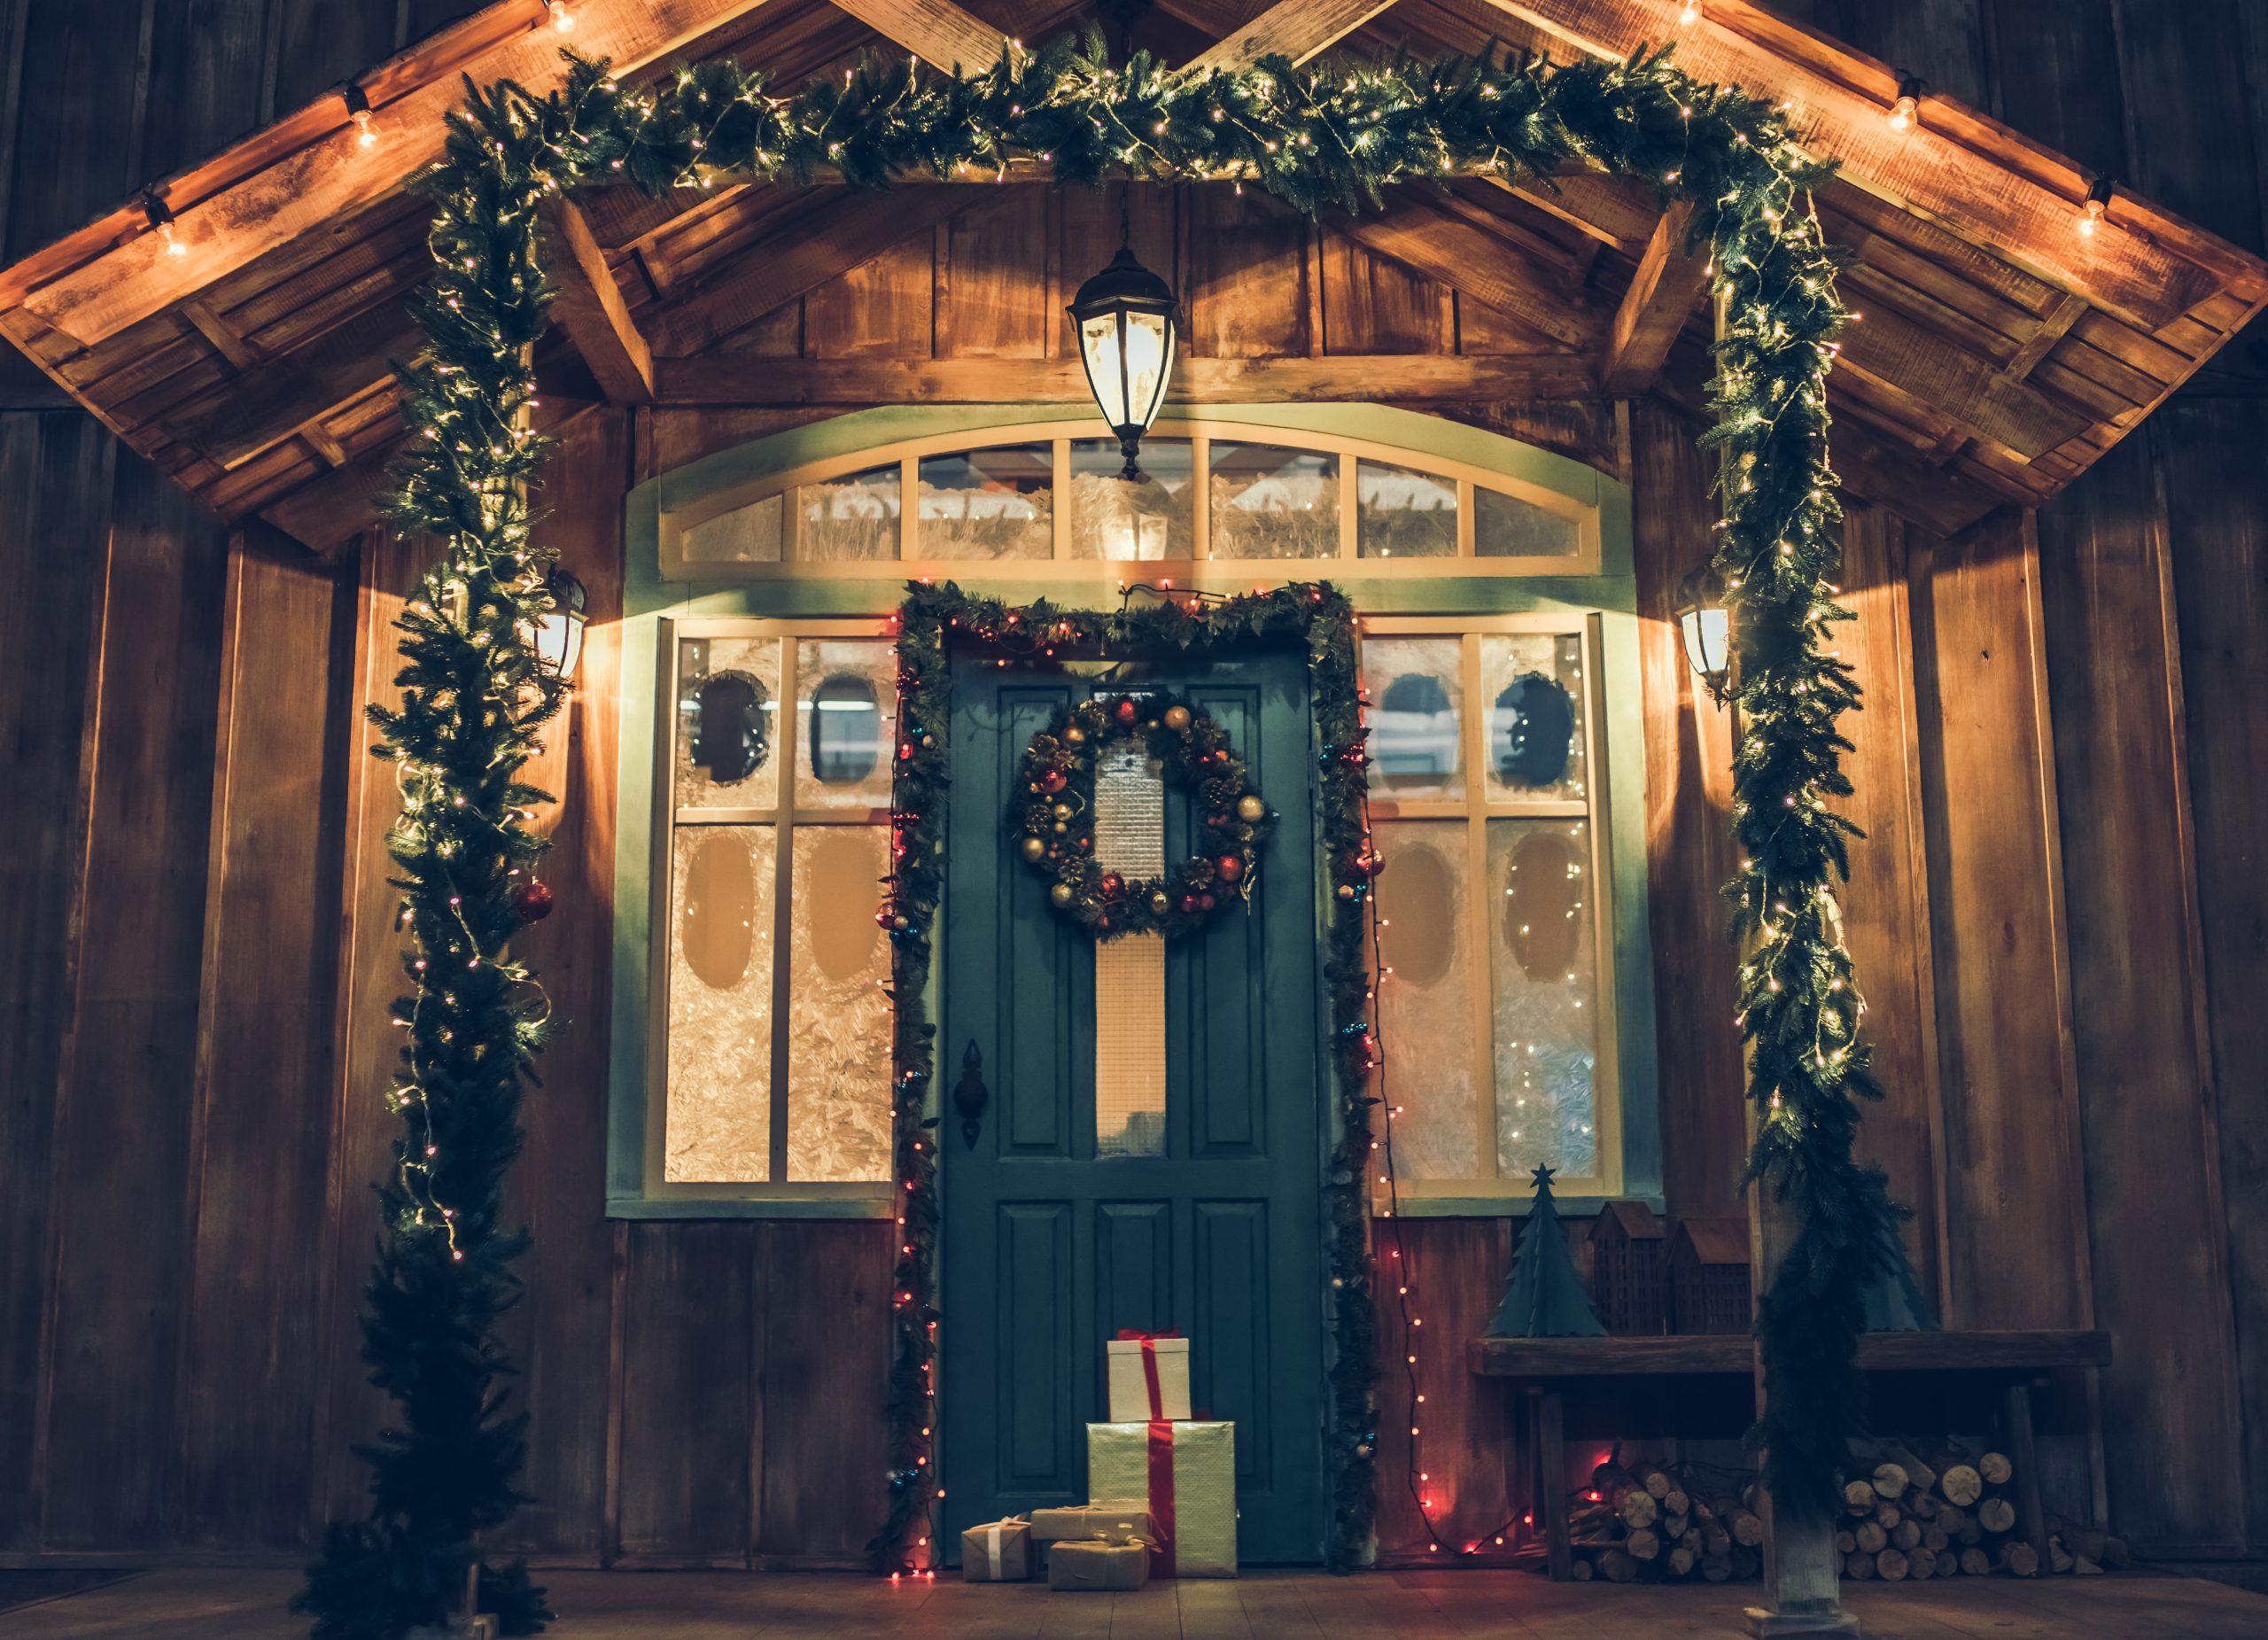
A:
[940,649,1325,1564]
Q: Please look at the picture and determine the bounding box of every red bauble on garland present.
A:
[511,878,555,923]
[1012,689,1273,941]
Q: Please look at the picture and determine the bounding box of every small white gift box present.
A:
[1107,1332,1192,1422]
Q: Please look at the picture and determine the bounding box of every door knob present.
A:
[954,1038,990,1149]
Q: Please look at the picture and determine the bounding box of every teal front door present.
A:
[939,648,1326,1565]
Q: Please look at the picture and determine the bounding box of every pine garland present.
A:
[308,27,1899,1631]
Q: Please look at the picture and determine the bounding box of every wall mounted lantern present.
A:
[1676,564,1734,705]
[534,568,587,683]
[1068,240,1178,480]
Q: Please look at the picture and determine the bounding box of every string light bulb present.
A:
[546,0,575,31]
[2078,175,2113,239]
[1885,74,1922,135]
[344,82,377,148]
[140,187,186,257]
[1679,1,1701,23]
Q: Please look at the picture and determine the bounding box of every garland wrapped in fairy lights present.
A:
[305,25,1902,1629]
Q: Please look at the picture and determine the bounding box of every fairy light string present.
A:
[310,28,1900,1626]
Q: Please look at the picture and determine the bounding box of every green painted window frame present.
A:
[608,403,1661,1219]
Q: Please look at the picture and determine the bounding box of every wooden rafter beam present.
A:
[1603,201,1709,394]
[828,0,1007,73]
[540,197,654,402]
[656,185,972,356]
[1185,0,1399,73]
[1449,0,2225,330]
[173,303,423,471]
[1331,200,1599,349]
[653,351,1598,403]
[14,0,789,348]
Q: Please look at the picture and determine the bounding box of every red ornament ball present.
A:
[1216,854,1246,884]
[1114,697,1139,724]
[1038,767,1068,795]
[1100,873,1124,896]
[512,878,555,923]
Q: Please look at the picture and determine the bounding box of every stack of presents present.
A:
[960,1330,1235,1591]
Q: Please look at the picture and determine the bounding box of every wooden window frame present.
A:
[1361,613,1626,1206]
[642,614,899,1211]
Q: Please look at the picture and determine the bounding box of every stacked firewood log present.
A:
[1833,1441,2128,1582]
[1535,1443,2129,1584]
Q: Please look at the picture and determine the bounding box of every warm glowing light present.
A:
[1678,1,1700,22]
[548,0,576,31]
[1885,76,1922,134]
[2078,178,2112,239]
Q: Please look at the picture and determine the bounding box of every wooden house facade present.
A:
[1,0,2266,1595]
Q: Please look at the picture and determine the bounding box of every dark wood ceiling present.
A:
[1,0,2262,551]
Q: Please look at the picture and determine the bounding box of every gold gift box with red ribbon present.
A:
[1086,1419,1236,1579]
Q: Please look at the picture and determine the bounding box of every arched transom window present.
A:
[658,416,1601,579]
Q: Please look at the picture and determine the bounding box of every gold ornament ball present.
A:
[1065,725,1085,744]
[1052,802,1073,821]
[1237,795,1266,822]
[1162,704,1192,731]
[1049,883,1075,907]
[1021,836,1046,862]
[1148,890,1171,914]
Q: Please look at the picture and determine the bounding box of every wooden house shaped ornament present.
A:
[1669,1216,1754,1335]
[1587,1200,1667,1335]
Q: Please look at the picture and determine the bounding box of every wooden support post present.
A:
[1534,1387,1573,1581]
[1746,1180,1860,1636]
[1602,202,1709,394]
[2005,1378,2050,1566]
[540,198,654,404]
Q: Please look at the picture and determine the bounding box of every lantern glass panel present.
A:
[1679,604,1729,682]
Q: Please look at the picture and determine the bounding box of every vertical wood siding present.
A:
[0,0,2264,1569]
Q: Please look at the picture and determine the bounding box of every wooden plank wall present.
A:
[0,0,2264,1579]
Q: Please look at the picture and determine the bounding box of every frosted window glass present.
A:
[1357,459,1457,558]
[1091,750,1167,1159]
[665,825,775,1182]
[786,826,893,1181]
[1490,819,1599,1178]
[1475,487,1581,559]
[681,494,782,564]
[918,447,1052,560]
[1367,637,1465,800]
[1210,443,1337,560]
[1481,633,1587,802]
[1069,439,1192,560]
[796,464,900,562]
[794,639,897,811]
[676,636,781,812]
[1375,820,1481,1180]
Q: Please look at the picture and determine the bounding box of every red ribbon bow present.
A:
[1146,1419,1177,1578]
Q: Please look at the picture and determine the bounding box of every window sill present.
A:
[607,1193,896,1221]
[1379,1192,1666,1220]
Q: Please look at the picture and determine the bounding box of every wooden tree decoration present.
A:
[1487,1166,1606,1337]
[1588,1200,1668,1335]
[1858,1215,1939,1333]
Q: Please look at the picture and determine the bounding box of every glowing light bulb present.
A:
[549,0,575,30]
[1679,1,1700,22]
[1886,76,1922,134]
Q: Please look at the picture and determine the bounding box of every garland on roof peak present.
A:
[304,30,1902,1632]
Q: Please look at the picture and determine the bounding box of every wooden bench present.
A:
[1465,1329,2111,1581]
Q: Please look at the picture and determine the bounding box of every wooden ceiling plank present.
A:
[1332,201,1598,349]
[173,304,425,471]
[1449,0,2223,331]
[1836,299,2087,462]
[179,299,265,371]
[656,185,969,357]
[1603,201,1709,394]
[541,197,655,402]
[1185,0,1399,73]
[17,0,791,347]
[828,0,1007,72]
[653,350,1600,403]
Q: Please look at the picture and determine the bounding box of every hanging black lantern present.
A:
[1068,242,1178,480]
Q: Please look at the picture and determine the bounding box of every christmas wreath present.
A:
[1014,691,1272,940]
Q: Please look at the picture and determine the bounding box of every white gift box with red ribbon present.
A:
[1106,1330,1192,1422]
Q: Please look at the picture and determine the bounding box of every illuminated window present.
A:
[1365,618,1619,1201]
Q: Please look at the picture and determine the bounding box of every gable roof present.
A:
[1591,1199,1666,1241]
[3,0,2261,552]
[1674,1215,1753,1267]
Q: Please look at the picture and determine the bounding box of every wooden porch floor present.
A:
[6,1567,2268,1639]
